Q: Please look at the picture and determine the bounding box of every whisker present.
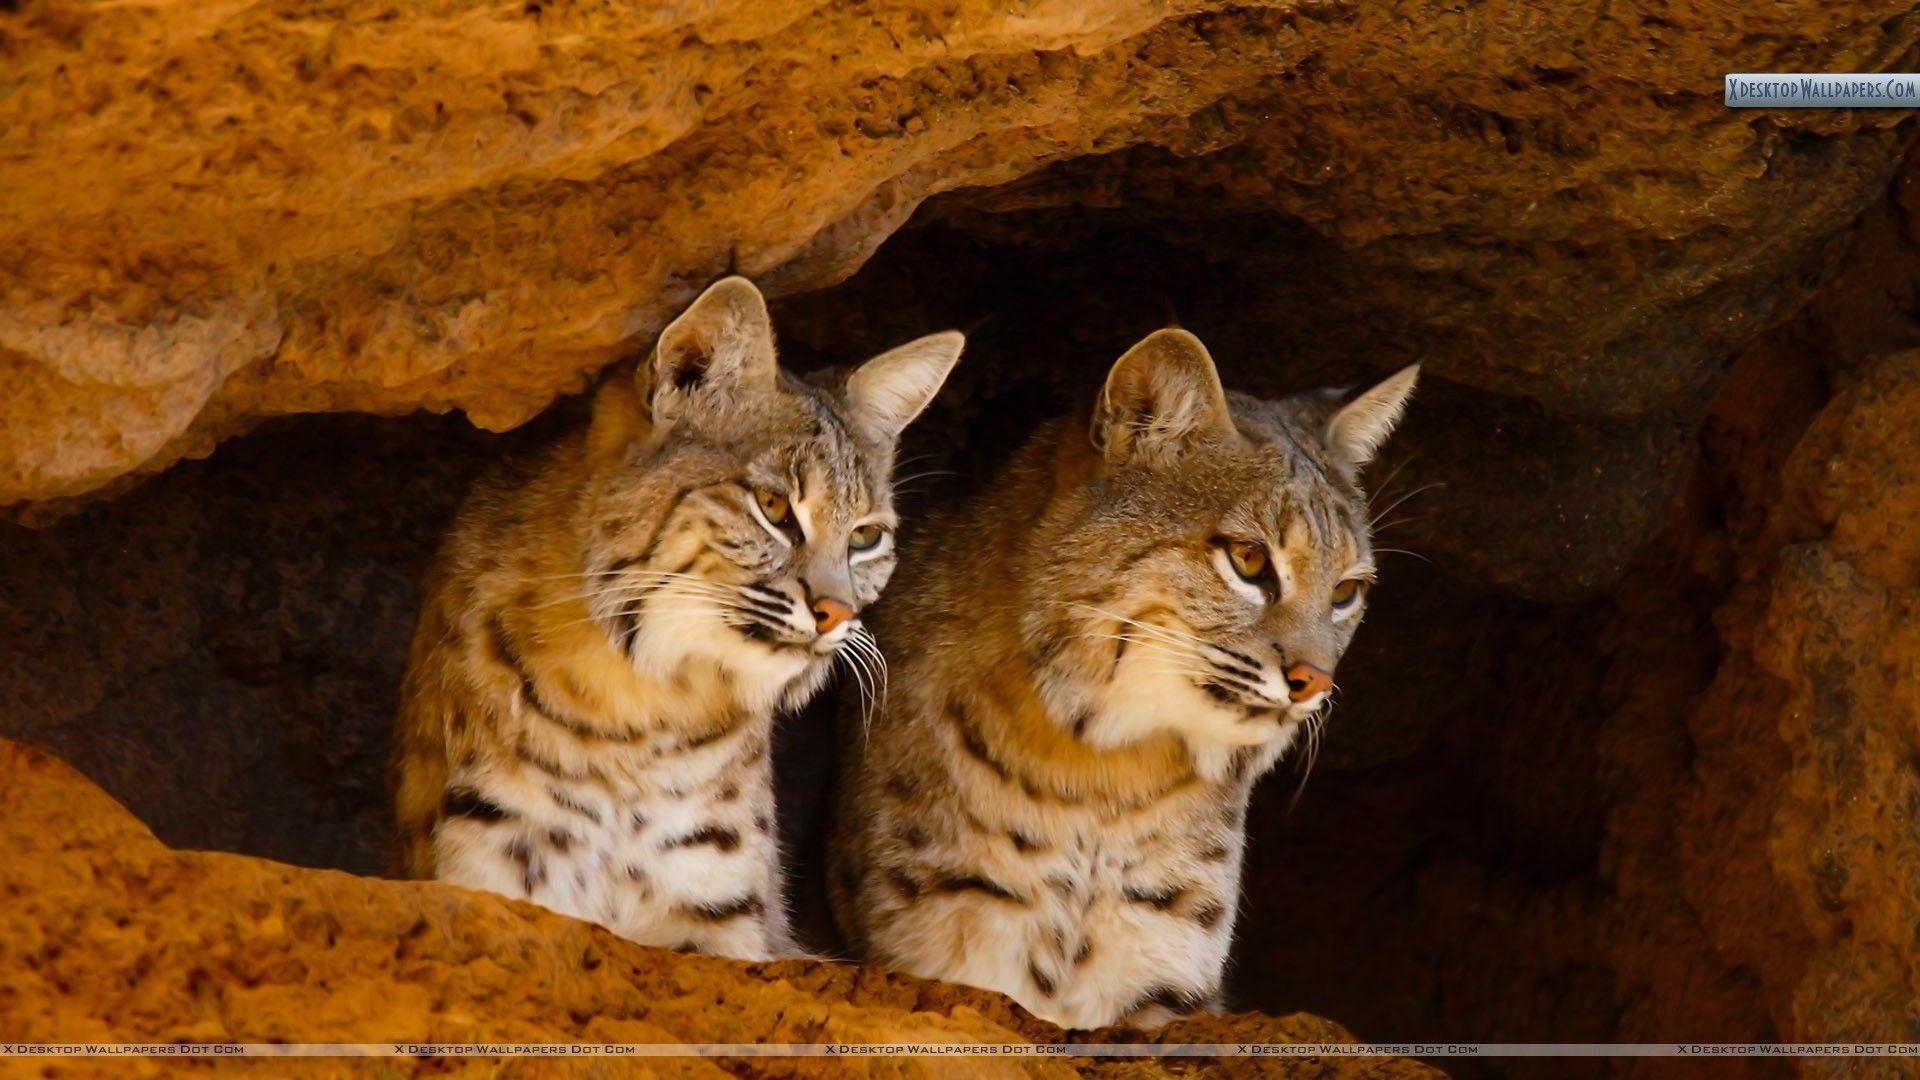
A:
[1369,482,1445,528]
[1080,632,1210,671]
[1077,628,1282,703]
[1150,663,1257,685]
[1086,630,1281,701]
[527,581,737,611]
[545,598,794,635]
[1367,454,1419,508]
[845,632,887,738]
[1286,699,1333,816]
[1134,665,1281,706]
[1371,547,1432,564]
[523,567,730,586]
[522,569,747,609]
[838,643,875,738]
[1371,509,1435,531]
[1064,603,1207,654]
[846,627,890,720]
[864,641,883,726]
[543,611,640,634]
[895,469,959,485]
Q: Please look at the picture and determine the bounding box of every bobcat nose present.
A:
[1284,662,1333,703]
[812,598,855,635]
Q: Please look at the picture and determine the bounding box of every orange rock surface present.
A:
[1670,348,1920,1047]
[2,0,1914,514]
[0,736,1438,1077]
[5,0,1920,1071]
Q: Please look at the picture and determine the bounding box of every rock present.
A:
[2,0,1914,523]
[1225,196,1920,1065]
[0,735,1437,1077]
[0,0,1353,512]
[1671,347,1920,1047]
[6,0,1920,1066]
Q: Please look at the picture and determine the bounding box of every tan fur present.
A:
[829,329,1416,1026]
[394,277,961,959]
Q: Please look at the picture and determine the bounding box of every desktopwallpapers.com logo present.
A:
[0,1045,246,1057]
[1726,73,1920,107]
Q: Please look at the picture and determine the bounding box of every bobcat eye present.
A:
[1225,539,1269,583]
[755,489,792,526]
[1331,578,1366,610]
[849,524,886,551]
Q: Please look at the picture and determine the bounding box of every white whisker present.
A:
[1371,512,1435,536]
[1064,602,1206,654]
[1371,547,1432,564]
[542,596,795,636]
[1287,698,1332,816]
[528,582,731,611]
[1368,455,1418,508]
[1369,482,1444,528]
[842,627,890,736]
[523,569,752,610]
[838,641,875,737]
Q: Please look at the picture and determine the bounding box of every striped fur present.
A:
[829,329,1415,1024]
[394,277,960,959]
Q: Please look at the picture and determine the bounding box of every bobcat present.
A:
[392,277,962,960]
[827,327,1416,1026]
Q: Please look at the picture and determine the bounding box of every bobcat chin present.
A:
[828,327,1416,1026]
[393,276,961,960]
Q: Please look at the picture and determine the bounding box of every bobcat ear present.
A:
[1323,363,1419,471]
[844,331,964,441]
[1091,328,1238,465]
[644,276,778,432]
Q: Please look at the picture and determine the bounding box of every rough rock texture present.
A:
[3,183,1916,1077]
[1229,175,1920,1079]
[7,0,1920,1075]
[1,0,1915,532]
[0,736,1438,1079]
[1672,347,1920,1049]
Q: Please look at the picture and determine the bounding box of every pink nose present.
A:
[812,598,854,635]
[1284,663,1333,702]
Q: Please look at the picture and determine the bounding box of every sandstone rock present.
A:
[0,736,1437,1077]
[1223,191,1920,1072]
[6,0,1920,1070]
[0,0,1350,511]
[2,0,1914,523]
[1673,347,1920,1049]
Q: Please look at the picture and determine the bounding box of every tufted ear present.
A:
[1323,364,1419,471]
[643,276,779,433]
[1091,328,1239,465]
[843,330,965,442]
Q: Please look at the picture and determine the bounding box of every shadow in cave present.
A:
[4,172,1915,1077]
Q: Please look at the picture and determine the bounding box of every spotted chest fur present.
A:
[418,588,789,956]
[833,677,1285,1027]
[829,328,1415,1026]
[392,277,962,960]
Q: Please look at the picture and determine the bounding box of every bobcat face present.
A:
[1020,329,1417,762]
[579,278,962,716]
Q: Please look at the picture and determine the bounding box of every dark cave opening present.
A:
[2,163,1915,1072]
